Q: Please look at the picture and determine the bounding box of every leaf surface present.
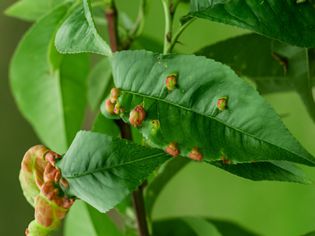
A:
[55,0,111,56]
[10,4,89,153]
[101,50,315,166]
[57,131,169,212]
[186,0,315,47]
[65,200,123,236]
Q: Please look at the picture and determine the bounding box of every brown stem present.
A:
[106,3,150,236]
[105,2,119,52]
[132,182,150,236]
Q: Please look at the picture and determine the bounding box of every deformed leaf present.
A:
[57,131,169,213]
[10,3,89,153]
[5,0,64,21]
[101,50,315,166]
[55,0,112,56]
[185,0,315,48]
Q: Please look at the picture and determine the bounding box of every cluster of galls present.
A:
[20,145,74,236]
[105,88,124,115]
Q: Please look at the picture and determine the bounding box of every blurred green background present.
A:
[1,0,315,235]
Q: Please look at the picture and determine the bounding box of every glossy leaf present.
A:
[153,217,257,236]
[185,0,315,48]
[65,200,123,236]
[88,58,113,110]
[101,50,315,166]
[210,160,311,183]
[57,131,169,212]
[197,34,315,122]
[10,3,89,153]
[55,0,112,56]
[5,0,64,21]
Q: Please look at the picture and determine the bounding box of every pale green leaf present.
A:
[65,200,123,236]
[10,3,89,153]
[55,0,112,56]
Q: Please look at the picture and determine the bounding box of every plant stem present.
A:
[162,0,194,54]
[167,17,195,53]
[132,182,150,236]
[105,1,119,52]
[105,2,150,236]
[162,0,172,54]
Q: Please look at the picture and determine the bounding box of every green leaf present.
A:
[101,50,315,167]
[55,0,112,56]
[145,158,190,218]
[10,3,89,153]
[304,231,315,236]
[197,34,315,122]
[57,131,169,212]
[210,160,311,184]
[65,200,123,236]
[185,0,315,48]
[92,113,120,137]
[153,217,257,236]
[5,0,64,21]
[88,58,113,110]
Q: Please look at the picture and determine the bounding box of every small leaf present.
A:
[65,200,123,236]
[5,0,64,21]
[101,50,315,167]
[55,0,112,56]
[10,3,89,153]
[197,34,315,122]
[185,0,315,48]
[57,131,169,212]
[210,160,311,184]
[88,58,113,110]
[153,217,257,236]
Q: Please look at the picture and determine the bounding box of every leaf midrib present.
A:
[121,89,311,163]
[63,152,167,179]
